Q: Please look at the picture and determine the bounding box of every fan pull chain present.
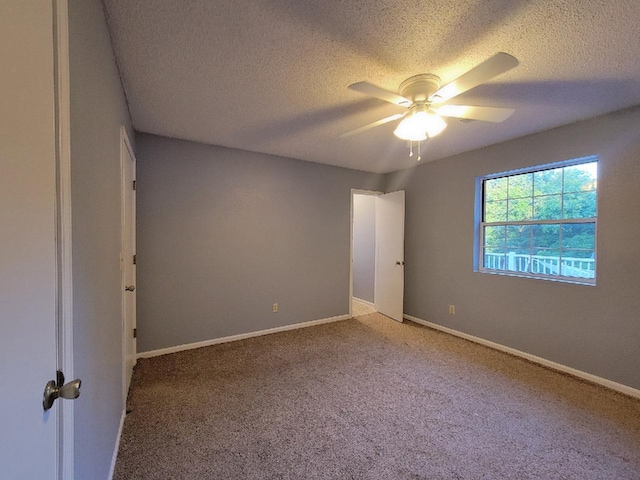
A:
[417,140,421,161]
[409,141,413,157]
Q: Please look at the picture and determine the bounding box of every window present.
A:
[478,157,597,284]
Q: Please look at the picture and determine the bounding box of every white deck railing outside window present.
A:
[484,252,595,279]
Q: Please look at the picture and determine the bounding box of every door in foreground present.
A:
[0,1,59,477]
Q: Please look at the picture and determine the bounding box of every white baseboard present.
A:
[137,314,351,359]
[404,314,640,400]
[108,409,126,480]
[352,297,374,307]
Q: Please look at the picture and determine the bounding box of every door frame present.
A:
[54,1,74,478]
[120,126,137,403]
[349,189,382,317]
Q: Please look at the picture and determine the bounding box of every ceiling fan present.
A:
[341,52,519,159]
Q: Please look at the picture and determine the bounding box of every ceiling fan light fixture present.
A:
[424,112,447,138]
[393,106,447,141]
[393,116,427,141]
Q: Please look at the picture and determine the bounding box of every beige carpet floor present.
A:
[115,313,640,479]
[352,297,376,317]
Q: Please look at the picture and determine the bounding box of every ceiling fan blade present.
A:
[348,82,412,107]
[339,113,406,138]
[430,52,519,103]
[435,105,515,122]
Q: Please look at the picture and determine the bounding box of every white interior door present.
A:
[374,190,405,322]
[0,1,60,477]
[122,129,137,399]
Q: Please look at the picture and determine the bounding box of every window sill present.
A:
[476,269,596,286]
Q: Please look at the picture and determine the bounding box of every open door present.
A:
[374,190,405,322]
[0,2,71,477]
[122,128,137,400]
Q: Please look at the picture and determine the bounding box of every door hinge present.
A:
[132,180,136,190]
[133,254,136,265]
[133,328,137,338]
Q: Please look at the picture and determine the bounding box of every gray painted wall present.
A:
[353,194,376,303]
[136,134,385,352]
[385,106,640,390]
[68,1,134,477]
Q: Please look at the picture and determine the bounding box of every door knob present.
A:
[125,285,135,292]
[43,372,81,411]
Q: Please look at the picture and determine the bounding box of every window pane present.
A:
[485,200,507,222]
[484,247,505,270]
[484,225,505,247]
[560,249,595,278]
[561,223,595,249]
[562,248,595,259]
[508,173,533,199]
[485,177,508,201]
[533,168,562,195]
[564,163,597,193]
[479,159,597,283]
[533,194,562,220]
[531,249,560,276]
[506,224,531,248]
[532,224,560,248]
[508,198,532,221]
[563,192,597,219]
[505,249,532,273]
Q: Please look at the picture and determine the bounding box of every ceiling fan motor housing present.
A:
[398,74,442,104]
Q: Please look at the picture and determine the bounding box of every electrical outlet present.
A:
[449,305,455,315]
[273,303,278,313]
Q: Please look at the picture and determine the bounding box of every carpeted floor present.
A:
[352,297,376,317]
[115,314,640,479]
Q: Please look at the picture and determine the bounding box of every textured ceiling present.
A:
[103,0,640,173]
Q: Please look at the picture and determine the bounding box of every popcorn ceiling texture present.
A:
[102,0,640,173]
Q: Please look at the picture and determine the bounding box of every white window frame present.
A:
[476,156,598,285]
